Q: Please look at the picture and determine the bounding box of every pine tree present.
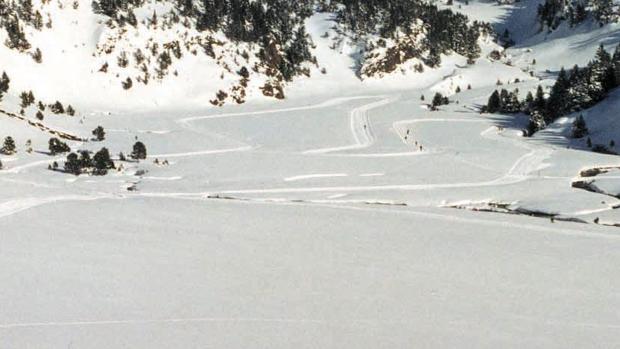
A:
[33,10,43,29]
[50,101,65,114]
[572,114,588,138]
[566,65,594,111]
[486,90,501,113]
[5,17,31,50]
[19,91,34,108]
[286,25,312,67]
[177,0,194,16]
[533,85,546,111]
[0,72,10,93]
[613,44,620,86]
[525,91,534,109]
[92,126,105,141]
[545,67,569,122]
[507,89,522,112]
[1,136,16,155]
[590,44,615,93]
[591,0,614,24]
[131,141,147,160]
[48,137,70,155]
[527,110,546,136]
[32,48,42,63]
[78,150,92,169]
[93,147,115,174]
[431,92,448,110]
[64,152,81,175]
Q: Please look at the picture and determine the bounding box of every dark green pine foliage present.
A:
[0,72,10,93]
[590,44,616,94]
[572,114,588,138]
[431,92,449,110]
[613,44,620,84]
[333,0,487,66]
[524,45,619,135]
[131,141,147,160]
[48,137,71,155]
[93,147,115,174]
[92,0,315,81]
[545,67,570,122]
[537,0,617,29]
[486,90,501,113]
[64,152,81,175]
[1,136,16,155]
[485,89,521,113]
[92,126,106,141]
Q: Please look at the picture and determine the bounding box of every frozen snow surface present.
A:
[2,1,620,348]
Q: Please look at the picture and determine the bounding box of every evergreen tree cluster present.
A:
[431,92,449,110]
[92,0,316,81]
[483,44,620,136]
[532,44,620,132]
[0,71,9,103]
[328,0,490,67]
[0,0,44,51]
[483,88,522,113]
[48,137,71,155]
[63,148,115,176]
[538,0,618,30]
[51,139,147,176]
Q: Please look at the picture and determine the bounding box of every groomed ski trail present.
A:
[304,96,394,154]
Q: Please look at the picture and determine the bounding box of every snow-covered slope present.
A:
[2,1,620,348]
[0,0,503,111]
[0,0,282,110]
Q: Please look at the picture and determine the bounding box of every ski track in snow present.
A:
[284,173,348,182]
[177,96,383,123]
[0,194,114,220]
[303,96,394,155]
[0,317,326,329]
[2,313,618,330]
[147,146,253,159]
[0,97,557,221]
[171,96,390,158]
[0,157,64,174]
[215,119,555,197]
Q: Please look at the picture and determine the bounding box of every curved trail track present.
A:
[304,96,394,154]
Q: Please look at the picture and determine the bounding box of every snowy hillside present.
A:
[0,0,504,111]
[2,0,620,348]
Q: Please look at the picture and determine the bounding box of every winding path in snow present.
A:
[215,119,555,197]
[304,96,394,154]
[147,146,253,159]
[174,95,392,158]
[0,98,557,221]
[177,96,383,123]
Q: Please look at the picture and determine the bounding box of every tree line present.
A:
[322,0,490,67]
[538,0,618,30]
[483,44,620,136]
